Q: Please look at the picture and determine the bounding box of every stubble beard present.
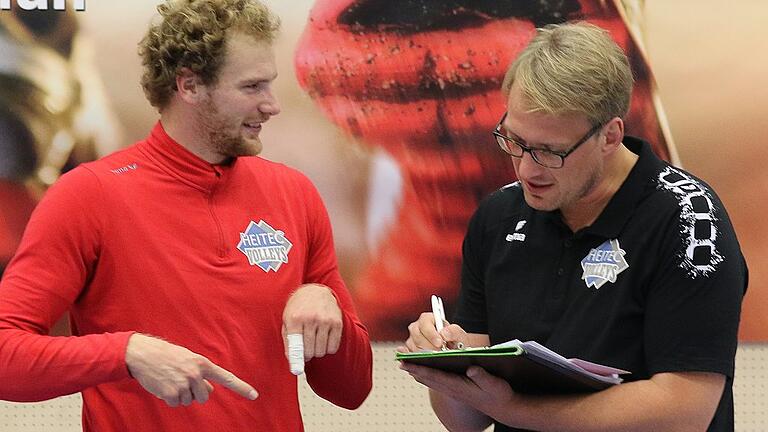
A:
[561,162,603,211]
[524,163,602,213]
[209,126,261,159]
[199,97,262,160]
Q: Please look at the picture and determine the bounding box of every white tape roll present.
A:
[287,333,305,376]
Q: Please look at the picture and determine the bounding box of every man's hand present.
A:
[401,362,518,423]
[125,333,258,407]
[397,312,473,353]
[282,283,343,363]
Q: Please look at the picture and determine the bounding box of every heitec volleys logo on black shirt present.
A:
[580,239,629,289]
[237,220,293,273]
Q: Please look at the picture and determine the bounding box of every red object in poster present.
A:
[295,0,672,340]
[0,181,38,271]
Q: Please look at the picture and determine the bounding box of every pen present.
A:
[431,295,447,350]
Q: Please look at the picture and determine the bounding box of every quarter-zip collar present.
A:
[137,121,234,192]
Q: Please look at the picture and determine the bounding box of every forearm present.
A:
[0,329,133,401]
[491,372,724,432]
[430,389,493,431]
[305,310,373,409]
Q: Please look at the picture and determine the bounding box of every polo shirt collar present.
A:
[581,136,663,238]
[138,121,234,192]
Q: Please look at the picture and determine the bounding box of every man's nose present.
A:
[515,150,545,178]
[260,90,281,116]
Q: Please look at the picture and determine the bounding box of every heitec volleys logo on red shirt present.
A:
[237,220,292,273]
[1,0,86,11]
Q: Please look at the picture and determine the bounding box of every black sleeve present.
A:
[453,197,492,334]
[643,190,747,378]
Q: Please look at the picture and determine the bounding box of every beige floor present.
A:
[1,343,766,431]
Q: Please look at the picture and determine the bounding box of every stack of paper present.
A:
[494,340,629,385]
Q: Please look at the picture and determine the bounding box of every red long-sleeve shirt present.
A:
[0,122,372,431]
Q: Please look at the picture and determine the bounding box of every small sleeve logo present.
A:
[109,163,138,175]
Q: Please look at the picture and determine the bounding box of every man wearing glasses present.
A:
[400,22,746,431]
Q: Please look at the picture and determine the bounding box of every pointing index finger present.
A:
[204,362,258,400]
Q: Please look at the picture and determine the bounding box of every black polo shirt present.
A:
[454,137,747,432]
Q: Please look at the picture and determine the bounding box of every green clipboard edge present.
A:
[396,346,615,394]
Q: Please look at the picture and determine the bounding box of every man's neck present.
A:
[560,144,638,232]
[159,110,224,165]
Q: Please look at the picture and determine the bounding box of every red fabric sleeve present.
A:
[0,168,133,401]
[299,175,373,409]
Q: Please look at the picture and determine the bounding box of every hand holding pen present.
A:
[431,295,465,351]
[398,295,470,353]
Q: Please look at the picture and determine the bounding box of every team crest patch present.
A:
[237,220,293,272]
[581,239,629,289]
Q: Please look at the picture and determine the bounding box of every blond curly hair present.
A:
[138,0,280,110]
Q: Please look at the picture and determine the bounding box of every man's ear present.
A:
[175,68,205,104]
[602,117,625,154]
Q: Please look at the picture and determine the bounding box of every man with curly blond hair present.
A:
[0,1,373,430]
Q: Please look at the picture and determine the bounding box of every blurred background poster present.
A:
[1,0,765,341]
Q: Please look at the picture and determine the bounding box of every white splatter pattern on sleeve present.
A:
[657,166,724,278]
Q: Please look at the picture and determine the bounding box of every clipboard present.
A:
[396,340,629,394]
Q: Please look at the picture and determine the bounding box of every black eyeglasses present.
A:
[492,112,603,169]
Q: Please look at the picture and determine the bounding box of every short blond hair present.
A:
[502,22,633,126]
[138,0,280,110]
